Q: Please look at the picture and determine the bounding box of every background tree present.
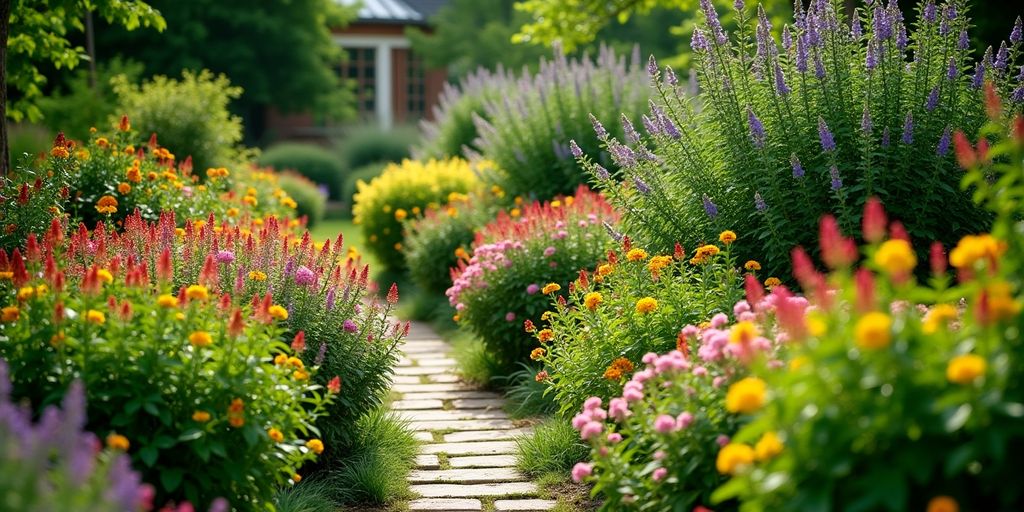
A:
[93,0,357,143]
[1,0,164,173]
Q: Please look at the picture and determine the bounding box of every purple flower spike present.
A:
[958,30,970,50]
[896,24,908,51]
[946,57,958,80]
[861,106,873,134]
[692,29,710,52]
[881,126,891,148]
[946,3,957,20]
[774,62,790,95]
[295,265,316,286]
[940,17,950,36]
[315,342,328,365]
[734,0,745,11]
[796,34,809,73]
[901,111,914,144]
[1012,85,1024,102]
[642,115,660,136]
[747,107,766,148]
[647,55,658,78]
[665,65,679,86]
[972,61,986,89]
[873,6,892,40]
[937,127,952,156]
[590,113,608,139]
[923,1,936,23]
[660,114,681,139]
[610,143,637,168]
[818,117,836,152]
[866,40,878,71]
[925,87,939,111]
[569,139,583,158]
[1012,17,1023,43]
[703,194,719,219]
[791,153,805,178]
[851,16,862,39]
[622,114,640,145]
[700,0,728,45]
[814,54,826,79]
[782,25,793,50]
[326,287,336,310]
[754,192,767,212]
[829,165,843,191]
[996,41,1009,70]
[594,164,610,180]
[634,177,651,194]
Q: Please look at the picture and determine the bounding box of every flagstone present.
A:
[415,454,440,469]
[409,419,518,432]
[393,399,446,410]
[447,454,519,468]
[494,499,557,511]
[408,498,481,511]
[444,429,530,443]
[399,390,497,400]
[450,398,507,409]
[399,409,507,422]
[421,441,518,455]
[410,482,538,498]
[393,383,472,393]
[408,467,526,484]
[395,366,456,376]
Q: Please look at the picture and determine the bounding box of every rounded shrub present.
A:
[352,158,482,271]
[336,125,418,172]
[277,171,326,227]
[111,70,243,173]
[341,162,387,209]
[415,67,511,159]
[259,143,345,200]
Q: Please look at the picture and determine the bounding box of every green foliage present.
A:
[5,0,165,123]
[36,58,145,141]
[452,333,506,388]
[6,123,50,163]
[112,70,244,172]
[501,364,559,418]
[475,46,649,200]
[274,480,338,512]
[335,125,419,173]
[414,68,511,159]
[326,407,418,506]
[260,143,345,200]
[352,158,481,272]
[533,236,744,417]
[341,162,387,209]
[277,171,327,228]
[447,187,617,371]
[578,0,1022,278]
[515,419,589,477]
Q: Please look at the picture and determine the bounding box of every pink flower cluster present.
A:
[445,240,523,309]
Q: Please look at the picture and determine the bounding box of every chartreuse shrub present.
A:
[415,67,513,159]
[352,158,482,271]
[259,143,345,200]
[446,186,618,371]
[0,246,332,509]
[112,70,244,173]
[277,171,327,227]
[476,45,649,200]
[715,110,1024,511]
[531,233,746,417]
[578,0,1024,277]
[0,360,179,512]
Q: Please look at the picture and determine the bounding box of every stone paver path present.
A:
[394,321,556,512]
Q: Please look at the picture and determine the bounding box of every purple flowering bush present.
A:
[414,67,513,159]
[447,186,619,369]
[577,0,1024,276]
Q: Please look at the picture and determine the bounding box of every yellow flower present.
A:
[789,356,810,371]
[541,283,561,295]
[306,439,325,454]
[189,331,213,347]
[51,146,70,158]
[725,377,766,414]
[635,297,658,314]
[689,244,721,265]
[268,428,284,443]
[626,248,648,261]
[744,260,761,271]
[949,234,1005,270]
[286,356,304,369]
[394,208,408,221]
[537,329,554,342]
[95,195,118,215]
[927,496,959,512]
[550,200,561,208]
[186,285,209,301]
[583,292,603,311]
[509,208,521,218]
[243,196,258,207]
[719,230,737,244]
[249,270,267,281]
[106,433,130,451]
[716,443,755,475]
[647,255,673,274]
[729,321,759,345]
[281,197,297,209]
[947,354,986,384]
[854,312,892,350]
[293,369,310,380]
[16,286,35,301]
[157,294,179,308]
[1,306,20,322]
[874,239,917,275]
[764,277,782,288]
[268,305,289,321]
[226,207,240,218]
[86,310,106,325]
[97,268,114,284]
[805,313,828,337]
[754,431,783,461]
[597,263,614,276]
[192,411,211,422]
[530,347,546,360]
[922,304,958,334]
[982,281,1022,323]
[292,474,302,483]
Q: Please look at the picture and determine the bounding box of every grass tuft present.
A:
[515,418,589,479]
[273,479,337,512]
[326,406,419,506]
[499,363,558,419]
[451,332,505,388]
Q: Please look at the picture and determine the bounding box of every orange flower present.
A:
[118,114,131,132]
[635,297,658,314]
[268,305,289,321]
[542,283,561,295]
[537,329,554,342]
[719,230,737,244]
[192,410,211,422]
[530,347,546,360]
[85,309,106,325]
[117,182,132,194]
[157,294,179,308]
[268,428,285,443]
[602,357,634,380]
[306,439,325,454]
[51,146,70,158]
[106,433,130,451]
[95,195,118,215]
[583,292,603,311]
[764,277,782,288]
[186,285,209,301]
[744,260,761,271]
[2,306,20,323]
[926,496,959,512]
[188,331,213,347]
[626,248,648,261]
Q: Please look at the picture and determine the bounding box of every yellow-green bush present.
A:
[352,158,482,271]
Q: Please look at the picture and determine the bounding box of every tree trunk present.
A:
[1,0,11,175]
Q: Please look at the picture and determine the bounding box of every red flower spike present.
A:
[557,295,567,307]
[53,272,65,293]
[693,507,715,512]
[568,282,576,294]
[404,321,411,337]
[984,81,1001,121]
[46,218,64,247]
[17,184,29,205]
[577,269,589,289]
[977,138,990,164]
[359,265,369,288]
[118,115,130,132]
[177,286,187,305]
[744,274,764,308]
[862,197,887,243]
[327,376,341,393]
[622,235,632,252]
[199,254,218,288]
[930,242,947,276]
[386,283,399,305]
[148,132,158,149]
[218,293,232,313]
[291,331,306,353]
[11,250,29,287]
[1013,115,1024,146]
[854,268,875,313]
[889,221,909,242]
[228,309,245,338]
[953,131,976,169]
[25,234,41,263]
[607,250,618,264]
[772,286,807,340]
[107,295,117,310]
[818,215,856,269]
[790,246,818,287]
[118,300,133,321]
[54,132,67,148]
[676,331,690,359]
[54,301,66,323]
[524,319,536,333]
[674,242,685,260]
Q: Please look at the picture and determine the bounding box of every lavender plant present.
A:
[475,45,650,200]
[414,67,513,160]
[577,0,1024,276]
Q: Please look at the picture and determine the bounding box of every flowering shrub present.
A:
[475,45,650,200]
[415,67,512,159]
[714,110,1024,511]
[0,360,167,512]
[447,186,618,368]
[578,0,1023,276]
[352,158,482,271]
[532,233,747,417]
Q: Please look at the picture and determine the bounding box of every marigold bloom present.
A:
[927,496,959,512]
[719,230,737,244]
[754,432,783,461]
[647,255,673,274]
[293,369,310,380]
[874,239,917,276]
[597,263,614,276]
[248,270,267,281]
[306,439,325,454]
[729,321,759,345]
[394,208,408,221]
[923,304,958,334]
[537,329,554,342]
[530,347,546,360]
[690,244,721,265]
[97,269,114,284]
[186,285,210,301]
[764,277,782,288]
[947,354,986,384]
[949,234,1005,269]
[286,356,304,369]
[118,114,131,132]
[744,260,761,271]
[51,146,70,158]
[542,283,561,295]
[192,410,211,422]
[716,443,755,475]
[106,433,130,451]
[725,377,766,414]
[157,294,179,308]
[189,331,213,347]
[1,306,20,322]
[268,305,289,321]
[603,357,634,380]
[95,195,118,215]
[274,354,288,366]
[16,286,35,301]
[635,297,658,314]
[854,312,892,349]
[978,281,1022,324]
[117,182,132,194]
[583,292,603,311]
[86,309,106,325]
[268,428,284,443]
[626,248,648,261]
